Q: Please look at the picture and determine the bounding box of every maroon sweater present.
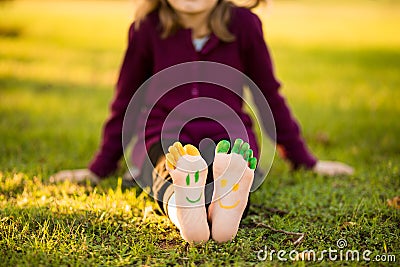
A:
[89,7,317,177]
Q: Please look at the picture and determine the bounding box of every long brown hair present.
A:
[134,0,266,42]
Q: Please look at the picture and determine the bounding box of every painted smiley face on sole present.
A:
[217,181,240,209]
[184,171,202,204]
[209,139,257,243]
[165,142,210,243]
[166,142,208,207]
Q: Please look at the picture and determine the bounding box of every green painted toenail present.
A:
[216,140,230,153]
[249,157,257,170]
[244,148,253,161]
[232,138,243,154]
[248,149,253,158]
[239,142,250,156]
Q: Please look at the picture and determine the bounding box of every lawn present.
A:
[0,0,399,266]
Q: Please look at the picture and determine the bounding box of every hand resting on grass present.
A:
[312,160,354,176]
[50,168,101,185]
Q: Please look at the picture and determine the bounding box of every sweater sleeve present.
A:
[89,21,153,177]
[240,10,317,169]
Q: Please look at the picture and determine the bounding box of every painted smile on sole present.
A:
[186,192,203,204]
[218,199,240,210]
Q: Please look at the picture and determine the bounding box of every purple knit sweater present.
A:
[89,6,317,177]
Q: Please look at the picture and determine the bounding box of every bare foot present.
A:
[165,142,210,243]
[209,139,257,242]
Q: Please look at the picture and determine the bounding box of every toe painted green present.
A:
[249,157,257,170]
[216,140,230,153]
[239,142,250,156]
[231,138,243,154]
[244,148,253,161]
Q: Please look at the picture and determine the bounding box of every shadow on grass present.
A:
[0,75,110,95]
[0,24,22,38]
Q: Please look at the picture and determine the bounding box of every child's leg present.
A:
[146,154,180,228]
[137,143,174,215]
[166,193,180,229]
[208,139,257,242]
[165,142,210,243]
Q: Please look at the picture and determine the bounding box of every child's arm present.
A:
[239,10,353,175]
[52,20,153,183]
[88,21,153,178]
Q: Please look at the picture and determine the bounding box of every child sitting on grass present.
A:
[53,0,353,243]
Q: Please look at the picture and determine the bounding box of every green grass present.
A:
[1,0,399,266]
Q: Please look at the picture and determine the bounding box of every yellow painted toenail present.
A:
[184,144,200,156]
[168,146,180,160]
[174,142,186,155]
[166,160,175,170]
[221,179,227,188]
[166,153,176,169]
[233,183,239,192]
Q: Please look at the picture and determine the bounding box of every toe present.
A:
[216,140,230,154]
[244,149,253,161]
[184,144,200,156]
[165,153,176,171]
[173,142,186,156]
[231,138,243,154]
[239,142,250,157]
[248,157,257,170]
[168,146,180,160]
[167,142,187,171]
